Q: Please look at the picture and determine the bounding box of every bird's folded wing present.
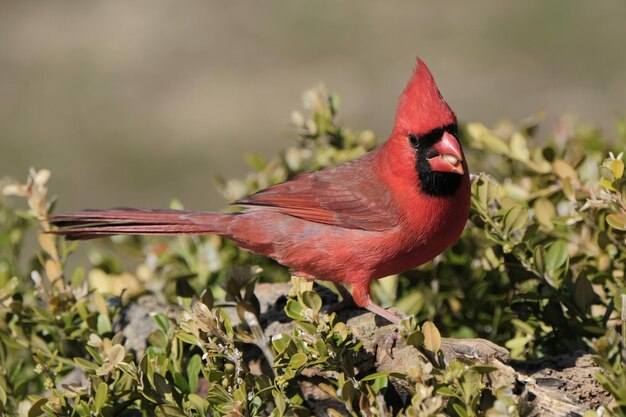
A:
[231,168,398,232]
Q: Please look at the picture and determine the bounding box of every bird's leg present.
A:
[364,301,402,325]
[363,298,404,358]
[351,282,405,325]
[329,283,405,325]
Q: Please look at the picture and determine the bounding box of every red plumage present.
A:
[50,58,471,324]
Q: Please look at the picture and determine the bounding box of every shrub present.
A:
[0,85,625,415]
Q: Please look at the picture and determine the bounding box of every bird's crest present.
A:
[393,58,456,136]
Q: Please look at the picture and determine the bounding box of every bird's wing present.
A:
[233,155,399,232]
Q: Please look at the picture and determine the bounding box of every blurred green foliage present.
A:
[1,85,626,415]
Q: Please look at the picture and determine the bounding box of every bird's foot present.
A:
[326,283,406,326]
[382,329,400,359]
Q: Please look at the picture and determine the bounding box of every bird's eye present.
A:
[408,134,419,149]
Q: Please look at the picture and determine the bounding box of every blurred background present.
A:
[1,1,625,212]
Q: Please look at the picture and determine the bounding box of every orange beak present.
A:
[427,132,464,175]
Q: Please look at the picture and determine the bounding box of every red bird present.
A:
[50,58,470,324]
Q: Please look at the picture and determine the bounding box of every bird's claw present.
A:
[383,329,400,359]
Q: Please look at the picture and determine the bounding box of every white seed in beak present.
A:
[442,154,459,165]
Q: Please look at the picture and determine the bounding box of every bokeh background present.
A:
[1,1,625,212]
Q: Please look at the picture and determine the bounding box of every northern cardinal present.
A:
[50,58,470,324]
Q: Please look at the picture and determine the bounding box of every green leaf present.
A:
[360,371,390,381]
[331,322,349,345]
[154,373,172,395]
[285,298,304,320]
[109,344,126,365]
[295,321,318,334]
[553,159,579,182]
[74,357,100,371]
[329,93,341,114]
[339,379,355,403]
[92,291,109,316]
[147,331,167,352]
[369,374,388,392]
[37,232,58,260]
[574,276,594,313]
[609,158,624,179]
[176,332,199,345]
[272,390,286,416]
[289,352,308,369]
[301,290,322,313]
[71,267,85,289]
[503,205,528,235]
[97,344,125,376]
[453,403,470,417]
[395,291,424,316]
[245,153,268,171]
[470,365,498,374]
[546,241,568,275]
[601,176,616,191]
[233,385,248,405]
[437,386,462,400]
[534,198,556,231]
[473,173,499,209]
[511,318,535,334]
[187,393,206,415]
[534,245,546,276]
[187,354,202,393]
[467,123,510,154]
[171,371,189,394]
[505,336,531,350]
[155,405,187,417]
[74,401,90,417]
[97,313,112,334]
[94,381,108,412]
[0,384,6,405]
[201,288,214,309]
[272,334,293,355]
[28,398,48,417]
[510,132,529,161]
[153,313,170,334]
[422,321,441,353]
[0,332,27,349]
[607,212,626,231]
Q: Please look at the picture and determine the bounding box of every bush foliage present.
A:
[1,85,625,415]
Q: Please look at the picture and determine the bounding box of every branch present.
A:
[121,283,610,416]
[253,283,610,416]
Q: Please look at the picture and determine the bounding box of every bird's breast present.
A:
[371,174,471,277]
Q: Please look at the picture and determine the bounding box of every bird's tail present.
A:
[49,208,231,240]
